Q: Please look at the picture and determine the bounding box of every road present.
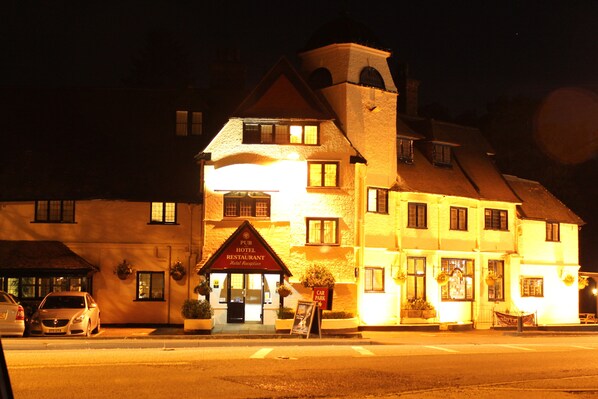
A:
[4,331,598,399]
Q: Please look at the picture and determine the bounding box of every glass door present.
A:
[227,273,245,323]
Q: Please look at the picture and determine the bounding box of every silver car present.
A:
[29,291,100,337]
[0,290,26,337]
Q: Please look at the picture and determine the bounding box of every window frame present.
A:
[149,202,177,224]
[242,122,320,145]
[433,144,452,166]
[521,277,543,297]
[367,187,389,214]
[484,208,508,231]
[440,258,475,302]
[34,200,75,223]
[136,271,165,301]
[364,267,385,292]
[487,259,505,301]
[223,192,271,218]
[546,221,560,242]
[406,257,426,301]
[359,66,385,90]
[397,138,414,164]
[175,110,203,136]
[307,161,339,188]
[306,217,339,245]
[450,206,468,231]
[407,202,427,229]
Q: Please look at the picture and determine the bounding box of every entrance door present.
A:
[244,274,263,323]
[227,273,245,323]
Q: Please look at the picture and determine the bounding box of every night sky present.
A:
[2,1,597,267]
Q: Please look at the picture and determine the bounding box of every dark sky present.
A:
[2,1,598,116]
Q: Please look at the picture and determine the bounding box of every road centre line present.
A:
[571,345,595,350]
[423,345,459,353]
[352,346,375,356]
[250,348,273,359]
[498,344,535,351]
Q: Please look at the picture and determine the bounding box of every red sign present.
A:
[313,287,329,310]
[210,226,281,271]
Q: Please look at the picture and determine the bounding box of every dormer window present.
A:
[359,67,385,90]
[433,144,451,167]
[243,123,319,145]
[397,138,414,164]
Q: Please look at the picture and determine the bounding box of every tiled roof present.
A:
[504,175,585,225]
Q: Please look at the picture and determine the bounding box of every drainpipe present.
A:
[167,245,172,324]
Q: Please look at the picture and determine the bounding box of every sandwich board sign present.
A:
[290,300,318,338]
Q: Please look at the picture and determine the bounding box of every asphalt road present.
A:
[4,330,598,398]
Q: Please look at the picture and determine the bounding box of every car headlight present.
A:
[73,315,86,324]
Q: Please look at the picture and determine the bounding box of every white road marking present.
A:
[424,345,459,353]
[352,346,375,356]
[499,344,534,351]
[571,345,595,350]
[250,348,273,359]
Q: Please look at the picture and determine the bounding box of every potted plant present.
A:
[485,272,500,286]
[114,259,133,280]
[401,298,436,319]
[436,271,449,286]
[169,261,186,281]
[193,276,212,297]
[181,299,214,334]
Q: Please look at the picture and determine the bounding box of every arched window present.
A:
[359,67,385,90]
[308,68,332,89]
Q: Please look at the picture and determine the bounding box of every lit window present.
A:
[176,111,203,136]
[546,222,560,242]
[243,123,319,145]
[364,267,385,292]
[308,161,339,187]
[223,192,270,218]
[433,144,451,166]
[150,202,177,224]
[306,218,339,245]
[485,209,508,230]
[521,277,543,297]
[35,200,75,223]
[397,138,414,164]
[367,188,388,214]
[487,260,504,301]
[440,258,474,301]
[407,203,427,228]
[406,257,426,300]
[450,207,468,231]
[137,271,165,300]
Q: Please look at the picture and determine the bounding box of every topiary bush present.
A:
[181,299,213,319]
[300,264,336,288]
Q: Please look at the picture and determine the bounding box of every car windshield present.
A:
[41,296,85,309]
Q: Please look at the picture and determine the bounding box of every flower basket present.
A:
[436,272,449,286]
[563,274,575,286]
[394,271,407,283]
[579,276,589,290]
[114,259,133,280]
[485,274,500,286]
[169,261,186,281]
[277,284,292,298]
[193,278,212,297]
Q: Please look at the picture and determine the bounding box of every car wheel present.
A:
[93,318,101,334]
[85,322,92,337]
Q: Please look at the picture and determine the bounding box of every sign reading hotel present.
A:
[210,226,281,271]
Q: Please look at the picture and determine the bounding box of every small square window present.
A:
[367,188,388,214]
[137,271,165,300]
[364,267,385,292]
[485,209,508,230]
[308,161,339,187]
[521,277,543,297]
[150,202,177,224]
[450,207,468,231]
[546,222,560,242]
[408,203,427,228]
[306,218,339,245]
[34,200,75,223]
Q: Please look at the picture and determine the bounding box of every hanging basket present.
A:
[436,272,449,286]
[579,276,589,290]
[194,278,212,296]
[394,271,407,283]
[277,284,292,298]
[114,259,133,280]
[562,274,575,286]
[170,262,186,281]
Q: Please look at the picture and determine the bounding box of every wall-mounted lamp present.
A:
[354,267,359,278]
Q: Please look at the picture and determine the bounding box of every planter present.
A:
[183,318,214,334]
[275,318,293,333]
[321,317,359,333]
[401,309,437,319]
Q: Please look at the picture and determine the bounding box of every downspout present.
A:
[167,245,172,324]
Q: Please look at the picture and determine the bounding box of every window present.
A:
[1,276,87,300]
[137,271,165,300]
[397,138,414,164]
[450,207,468,231]
[487,260,504,301]
[223,192,270,218]
[308,161,339,187]
[367,188,388,214]
[407,203,427,228]
[35,200,75,223]
[546,222,560,242]
[364,267,384,292]
[150,202,177,224]
[175,111,203,136]
[359,67,385,90]
[440,258,474,301]
[406,257,426,300]
[485,209,508,230]
[433,144,451,166]
[243,123,319,145]
[521,277,543,297]
[308,67,332,89]
[306,218,339,245]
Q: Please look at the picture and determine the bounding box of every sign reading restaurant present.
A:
[208,224,282,271]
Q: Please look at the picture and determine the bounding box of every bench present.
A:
[580,313,597,324]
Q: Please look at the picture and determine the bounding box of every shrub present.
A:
[403,298,434,310]
[300,264,335,288]
[181,299,213,319]
[322,311,354,319]
[277,307,294,319]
